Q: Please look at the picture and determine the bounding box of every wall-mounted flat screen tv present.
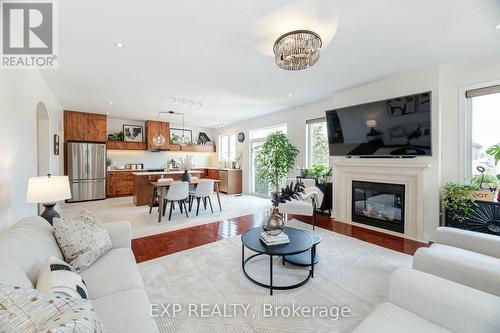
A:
[326,92,432,157]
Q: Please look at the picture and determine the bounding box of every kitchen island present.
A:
[132,170,202,206]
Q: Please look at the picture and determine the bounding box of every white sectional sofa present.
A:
[0,216,159,333]
[413,227,500,296]
[353,268,500,333]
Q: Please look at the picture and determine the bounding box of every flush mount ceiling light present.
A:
[273,30,322,71]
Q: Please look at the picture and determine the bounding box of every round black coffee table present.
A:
[241,227,314,295]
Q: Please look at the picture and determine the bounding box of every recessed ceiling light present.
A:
[288,93,292,97]
[114,42,125,48]
[496,23,500,29]
[107,101,113,105]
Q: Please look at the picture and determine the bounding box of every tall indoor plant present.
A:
[256,132,299,196]
[255,132,299,235]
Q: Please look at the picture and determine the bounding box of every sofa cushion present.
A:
[352,302,451,333]
[413,244,500,296]
[0,254,33,289]
[54,209,112,272]
[36,256,89,299]
[92,288,159,333]
[0,284,105,333]
[81,248,144,299]
[0,216,63,285]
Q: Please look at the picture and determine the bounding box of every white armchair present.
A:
[277,178,324,229]
[413,227,500,296]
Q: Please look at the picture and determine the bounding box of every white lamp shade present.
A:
[26,176,72,203]
[366,119,377,128]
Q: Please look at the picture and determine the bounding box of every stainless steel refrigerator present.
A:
[67,142,106,202]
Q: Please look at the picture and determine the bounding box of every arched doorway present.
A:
[36,102,50,177]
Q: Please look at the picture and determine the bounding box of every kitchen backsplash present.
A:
[107,150,216,169]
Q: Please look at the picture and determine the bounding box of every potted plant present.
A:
[255,132,299,202]
[442,183,478,227]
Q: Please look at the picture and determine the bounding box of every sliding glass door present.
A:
[249,124,287,197]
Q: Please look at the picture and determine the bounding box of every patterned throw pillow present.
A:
[0,284,105,333]
[36,256,89,299]
[53,209,112,272]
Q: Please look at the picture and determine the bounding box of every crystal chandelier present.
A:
[273,30,322,71]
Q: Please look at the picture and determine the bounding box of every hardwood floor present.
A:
[132,213,429,263]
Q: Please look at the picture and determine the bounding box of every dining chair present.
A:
[163,181,189,220]
[189,179,215,216]
[149,178,173,214]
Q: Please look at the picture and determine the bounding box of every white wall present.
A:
[0,70,63,230]
[107,117,217,169]
[439,55,500,184]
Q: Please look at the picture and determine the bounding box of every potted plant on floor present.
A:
[255,132,299,235]
[442,182,478,227]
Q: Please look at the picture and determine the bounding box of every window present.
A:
[306,118,328,167]
[466,85,500,182]
[219,133,236,161]
[249,124,287,197]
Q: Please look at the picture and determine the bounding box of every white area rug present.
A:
[60,194,271,239]
[139,219,411,332]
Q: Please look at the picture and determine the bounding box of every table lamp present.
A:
[26,174,72,225]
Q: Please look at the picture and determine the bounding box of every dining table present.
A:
[149,179,222,222]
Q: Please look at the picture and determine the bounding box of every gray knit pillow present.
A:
[0,284,105,333]
[53,210,112,272]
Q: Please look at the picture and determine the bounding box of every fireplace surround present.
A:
[352,181,405,233]
[332,160,429,240]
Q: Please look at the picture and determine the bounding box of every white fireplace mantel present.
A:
[333,159,430,241]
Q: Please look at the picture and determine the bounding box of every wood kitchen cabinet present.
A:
[145,120,170,150]
[107,171,134,197]
[107,141,147,150]
[64,110,107,142]
[206,169,242,194]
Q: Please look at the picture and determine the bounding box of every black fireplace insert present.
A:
[352,181,405,233]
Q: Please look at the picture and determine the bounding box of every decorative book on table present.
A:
[260,232,289,246]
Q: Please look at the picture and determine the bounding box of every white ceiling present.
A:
[41,0,500,127]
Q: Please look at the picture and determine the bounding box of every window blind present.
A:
[306,117,326,125]
[465,84,500,98]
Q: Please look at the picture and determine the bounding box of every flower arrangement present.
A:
[179,155,193,171]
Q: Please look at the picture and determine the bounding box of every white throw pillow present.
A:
[0,284,105,333]
[53,209,112,272]
[36,256,89,299]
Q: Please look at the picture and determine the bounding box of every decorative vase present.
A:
[181,170,192,182]
[262,207,284,236]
